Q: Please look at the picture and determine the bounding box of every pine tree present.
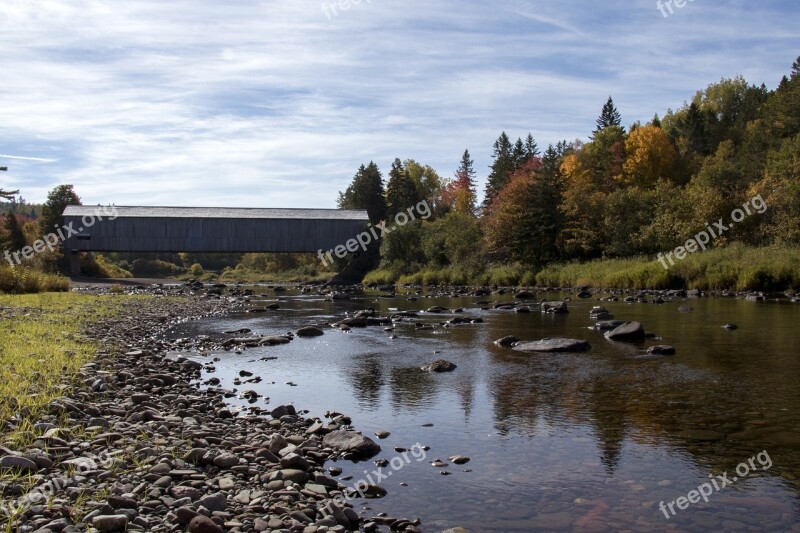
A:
[512,137,526,168]
[524,133,540,159]
[385,158,421,219]
[337,162,387,224]
[483,132,515,209]
[594,97,623,136]
[447,149,477,215]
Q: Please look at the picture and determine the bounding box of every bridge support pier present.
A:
[69,251,81,276]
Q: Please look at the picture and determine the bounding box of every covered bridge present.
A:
[61,205,370,276]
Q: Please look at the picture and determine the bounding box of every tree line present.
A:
[337,56,800,280]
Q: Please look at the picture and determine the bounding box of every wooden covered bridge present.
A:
[61,206,370,276]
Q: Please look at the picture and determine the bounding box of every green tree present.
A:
[483,132,515,209]
[594,97,623,136]
[337,162,387,224]
[40,184,81,238]
[385,158,421,219]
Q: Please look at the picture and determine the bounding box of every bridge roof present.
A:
[63,205,369,221]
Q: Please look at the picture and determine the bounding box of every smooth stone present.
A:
[92,515,129,532]
[0,455,39,473]
[420,360,457,372]
[604,321,646,342]
[188,515,223,533]
[513,338,591,353]
[322,431,381,459]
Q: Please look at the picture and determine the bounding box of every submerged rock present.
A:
[421,360,458,372]
[322,430,382,459]
[513,338,591,353]
[494,335,520,347]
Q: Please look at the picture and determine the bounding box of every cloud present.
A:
[0,0,797,206]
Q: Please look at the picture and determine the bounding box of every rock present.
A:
[421,360,457,372]
[595,320,625,331]
[176,506,199,525]
[297,326,325,337]
[541,301,569,314]
[494,335,520,347]
[280,469,310,483]
[515,291,535,299]
[513,338,591,353]
[213,453,239,469]
[197,492,227,512]
[184,448,208,465]
[448,455,471,464]
[93,515,129,532]
[647,345,676,356]
[723,323,739,330]
[188,515,223,533]
[107,495,138,509]
[374,431,391,439]
[0,455,39,474]
[604,321,646,342]
[270,404,297,418]
[322,430,382,459]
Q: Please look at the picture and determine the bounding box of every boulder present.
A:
[647,345,676,356]
[322,430,381,459]
[494,335,520,347]
[604,321,646,342]
[297,326,325,337]
[513,338,591,353]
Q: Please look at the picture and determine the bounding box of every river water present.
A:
[169,288,800,532]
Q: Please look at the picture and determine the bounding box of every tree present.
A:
[0,188,18,201]
[622,124,678,186]
[483,132,515,209]
[442,149,477,215]
[3,212,26,252]
[404,159,443,204]
[385,158,421,219]
[39,184,81,238]
[594,97,623,136]
[337,162,387,225]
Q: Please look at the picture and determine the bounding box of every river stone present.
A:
[513,338,591,353]
[0,456,39,473]
[93,515,128,532]
[213,453,239,468]
[322,431,381,459]
[197,492,227,512]
[605,321,646,342]
[494,335,520,347]
[188,515,223,533]
[297,326,325,337]
[280,469,310,483]
[421,360,457,372]
[176,506,199,525]
[647,345,676,356]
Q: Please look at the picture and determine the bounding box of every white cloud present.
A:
[0,0,797,206]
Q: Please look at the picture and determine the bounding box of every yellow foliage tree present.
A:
[621,125,677,186]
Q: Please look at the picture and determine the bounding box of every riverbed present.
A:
[169,287,800,532]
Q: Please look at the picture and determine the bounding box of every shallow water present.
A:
[169,289,800,532]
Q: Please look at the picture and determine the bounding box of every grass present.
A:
[535,244,800,291]
[363,244,800,291]
[0,265,69,294]
[217,266,332,283]
[0,292,138,446]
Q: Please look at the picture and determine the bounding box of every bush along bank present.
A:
[0,285,421,533]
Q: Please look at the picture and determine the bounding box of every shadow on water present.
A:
[168,288,800,532]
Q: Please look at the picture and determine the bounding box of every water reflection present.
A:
[172,289,800,531]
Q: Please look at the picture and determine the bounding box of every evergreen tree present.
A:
[447,149,477,215]
[3,212,26,252]
[337,162,387,224]
[512,137,526,168]
[594,97,623,136]
[385,158,420,218]
[483,132,515,209]
[524,133,540,159]
[40,184,81,238]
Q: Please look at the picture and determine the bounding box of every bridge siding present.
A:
[62,212,369,253]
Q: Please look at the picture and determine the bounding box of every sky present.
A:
[0,0,797,207]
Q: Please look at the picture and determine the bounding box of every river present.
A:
[168,287,800,532]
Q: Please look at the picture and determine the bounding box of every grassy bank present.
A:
[0,265,69,294]
[363,244,800,291]
[0,292,136,445]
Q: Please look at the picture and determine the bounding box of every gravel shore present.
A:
[1,284,422,533]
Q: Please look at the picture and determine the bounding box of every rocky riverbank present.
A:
[1,284,423,533]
